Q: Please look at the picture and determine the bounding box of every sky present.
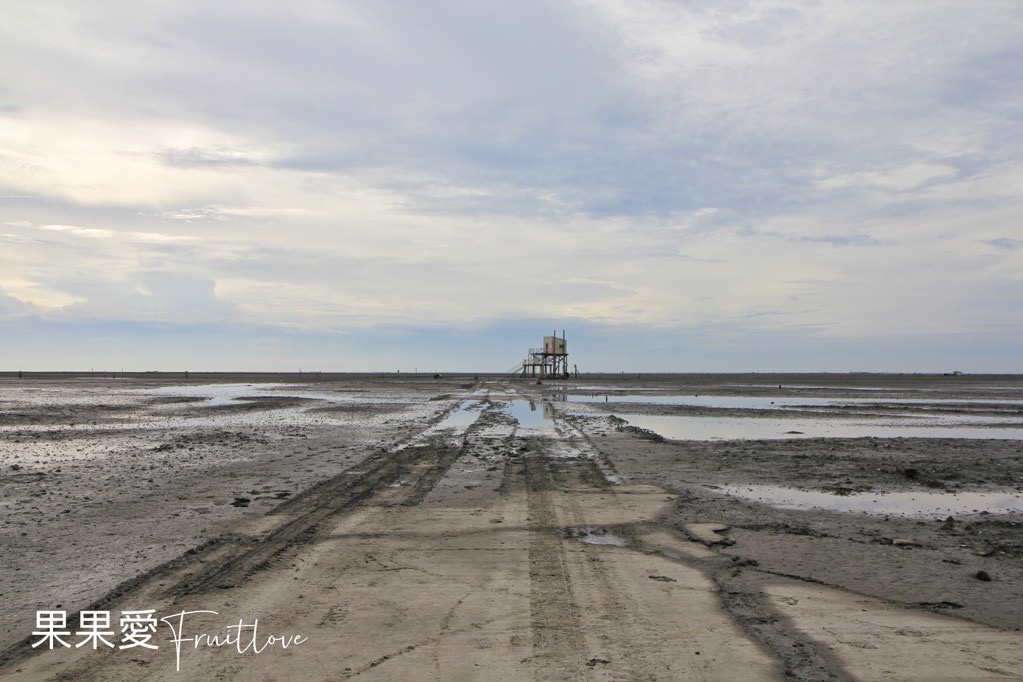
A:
[1,1,1021,373]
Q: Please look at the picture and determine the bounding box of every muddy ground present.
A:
[0,376,448,654]
[0,373,1021,680]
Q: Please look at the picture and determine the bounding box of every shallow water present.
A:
[567,393,1023,410]
[616,414,1023,441]
[133,383,391,405]
[499,400,556,432]
[715,483,1023,518]
[435,401,485,429]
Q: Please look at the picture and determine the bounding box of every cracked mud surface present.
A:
[1,373,1021,680]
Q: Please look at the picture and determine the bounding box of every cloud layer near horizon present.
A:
[1,1,1021,371]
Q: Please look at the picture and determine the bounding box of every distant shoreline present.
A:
[1,371,1020,382]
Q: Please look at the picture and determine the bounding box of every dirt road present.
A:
[2,377,1022,680]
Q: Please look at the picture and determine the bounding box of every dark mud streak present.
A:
[401,446,464,507]
[580,426,849,679]
[712,567,852,681]
[524,456,587,679]
[631,533,850,681]
[497,457,520,495]
[557,415,625,481]
[563,457,611,490]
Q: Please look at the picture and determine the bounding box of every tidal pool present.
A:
[566,393,1023,410]
[133,383,395,405]
[617,414,1023,441]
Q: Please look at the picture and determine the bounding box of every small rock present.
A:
[648,575,676,583]
[892,539,918,548]
[586,658,611,667]
[975,570,992,582]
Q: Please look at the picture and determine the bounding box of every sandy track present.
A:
[3,378,1022,680]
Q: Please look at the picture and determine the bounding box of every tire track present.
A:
[0,441,466,674]
[523,455,587,678]
[170,444,462,594]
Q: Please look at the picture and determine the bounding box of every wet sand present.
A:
[1,373,1021,680]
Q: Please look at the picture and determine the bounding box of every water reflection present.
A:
[499,400,556,432]
[436,401,485,429]
[133,383,387,405]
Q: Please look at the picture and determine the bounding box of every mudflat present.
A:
[1,372,1021,680]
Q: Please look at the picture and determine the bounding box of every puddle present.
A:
[499,400,556,432]
[615,414,1023,441]
[435,401,485,429]
[393,400,484,450]
[563,527,629,546]
[133,383,278,406]
[715,484,1023,518]
[132,383,351,406]
[567,385,672,392]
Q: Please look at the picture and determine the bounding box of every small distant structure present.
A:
[521,330,570,379]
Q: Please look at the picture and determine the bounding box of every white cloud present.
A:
[156,205,320,222]
[816,164,959,192]
[37,224,117,239]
